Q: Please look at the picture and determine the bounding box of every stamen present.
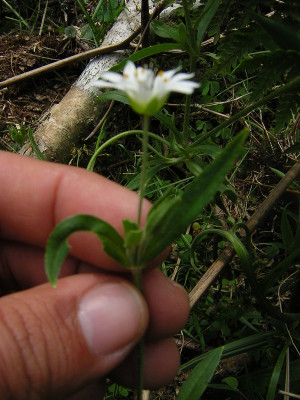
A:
[124,73,129,78]
[158,71,164,76]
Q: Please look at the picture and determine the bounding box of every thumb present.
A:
[0,274,148,399]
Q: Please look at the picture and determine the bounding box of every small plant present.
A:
[1,0,300,398]
[45,60,247,399]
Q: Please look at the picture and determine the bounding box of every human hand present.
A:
[0,151,189,399]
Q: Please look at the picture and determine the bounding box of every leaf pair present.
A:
[45,131,248,286]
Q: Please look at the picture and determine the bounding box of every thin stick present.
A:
[84,100,114,140]
[141,0,150,47]
[0,29,140,89]
[0,0,168,89]
[39,0,48,36]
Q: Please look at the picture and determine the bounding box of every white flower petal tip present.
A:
[90,62,200,116]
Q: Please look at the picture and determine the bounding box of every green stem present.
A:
[133,269,144,400]
[87,129,168,171]
[183,57,197,144]
[181,0,197,57]
[182,95,192,144]
[137,115,150,227]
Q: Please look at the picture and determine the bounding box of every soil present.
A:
[0,27,85,149]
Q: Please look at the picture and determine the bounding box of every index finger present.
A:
[0,151,151,271]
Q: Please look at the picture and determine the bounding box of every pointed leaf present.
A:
[110,43,185,72]
[45,214,128,287]
[138,130,248,265]
[123,219,143,248]
[251,12,300,51]
[177,347,223,400]
[151,20,181,42]
[196,0,221,46]
[266,341,290,400]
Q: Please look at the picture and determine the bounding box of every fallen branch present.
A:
[0,0,170,90]
[0,29,140,90]
[18,0,150,161]
[17,0,181,162]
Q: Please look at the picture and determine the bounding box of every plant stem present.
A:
[141,0,150,47]
[137,115,150,227]
[181,0,197,56]
[182,93,192,144]
[135,114,150,398]
[133,269,144,400]
[183,57,196,144]
[86,129,168,171]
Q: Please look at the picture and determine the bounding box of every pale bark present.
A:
[19,1,193,162]
[20,0,147,162]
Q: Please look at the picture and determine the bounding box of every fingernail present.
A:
[78,282,146,356]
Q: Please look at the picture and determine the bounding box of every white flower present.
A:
[91,61,199,116]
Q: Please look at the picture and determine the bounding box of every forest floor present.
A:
[0,1,299,399]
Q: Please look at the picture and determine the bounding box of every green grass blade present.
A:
[76,0,99,45]
[180,332,274,371]
[195,0,221,46]
[177,347,223,400]
[1,0,30,29]
[28,128,45,161]
[266,341,290,400]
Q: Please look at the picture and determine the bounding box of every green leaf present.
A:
[177,347,223,400]
[251,12,300,51]
[181,332,273,371]
[138,130,248,265]
[123,219,143,248]
[95,90,129,105]
[45,214,128,287]
[266,341,290,400]
[110,43,185,73]
[151,20,181,41]
[222,376,238,390]
[195,0,221,46]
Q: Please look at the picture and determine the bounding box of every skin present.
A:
[0,151,190,400]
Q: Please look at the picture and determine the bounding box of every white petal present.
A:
[90,79,125,90]
[123,61,136,77]
[166,80,199,94]
[98,71,124,83]
[169,72,196,83]
[159,67,180,80]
